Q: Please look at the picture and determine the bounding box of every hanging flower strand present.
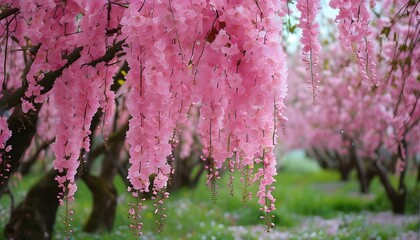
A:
[330,0,377,85]
[297,0,322,105]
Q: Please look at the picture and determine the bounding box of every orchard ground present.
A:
[0,153,418,240]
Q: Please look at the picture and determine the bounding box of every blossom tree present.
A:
[284,0,419,213]
[1,0,417,238]
[0,0,288,238]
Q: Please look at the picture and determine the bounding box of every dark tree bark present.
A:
[371,139,408,214]
[3,121,128,238]
[365,164,377,187]
[417,163,420,185]
[348,144,370,194]
[308,147,334,169]
[82,174,117,233]
[0,7,20,21]
[332,151,354,182]
[82,123,127,233]
[374,160,406,214]
[309,147,355,182]
[4,170,60,240]
[0,105,40,197]
[339,166,351,181]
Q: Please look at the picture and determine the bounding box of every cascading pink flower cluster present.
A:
[296,0,321,104]
[122,0,197,193]
[330,0,377,85]
[48,0,121,201]
[52,63,118,201]
[121,0,287,219]
[9,0,82,112]
[1,0,288,232]
[3,0,122,201]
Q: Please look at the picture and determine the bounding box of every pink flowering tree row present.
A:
[284,0,420,213]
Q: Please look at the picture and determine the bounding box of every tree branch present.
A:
[0,40,125,115]
[0,7,19,21]
[0,40,126,198]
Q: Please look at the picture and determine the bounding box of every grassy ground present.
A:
[0,163,419,239]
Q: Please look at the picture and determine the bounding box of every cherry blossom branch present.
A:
[0,40,125,115]
[0,40,125,197]
[0,7,19,21]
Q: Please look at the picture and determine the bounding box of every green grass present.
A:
[0,166,418,239]
[285,215,404,240]
[405,220,419,232]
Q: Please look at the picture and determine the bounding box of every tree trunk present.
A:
[3,116,126,238]
[82,124,125,233]
[375,160,406,214]
[349,144,369,193]
[0,105,40,197]
[417,163,420,185]
[4,170,60,240]
[339,168,351,181]
[310,147,333,169]
[356,166,369,194]
[333,152,353,182]
[366,165,376,187]
[82,174,117,233]
[390,194,406,214]
[2,58,127,238]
